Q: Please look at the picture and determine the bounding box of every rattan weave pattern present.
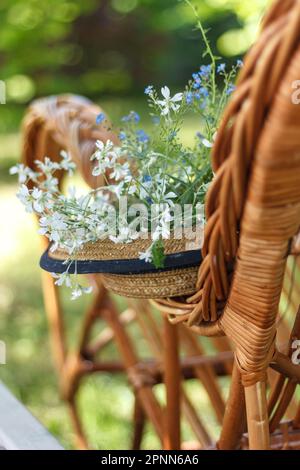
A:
[102,266,199,299]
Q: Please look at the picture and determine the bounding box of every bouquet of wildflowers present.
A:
[11,7,242,299]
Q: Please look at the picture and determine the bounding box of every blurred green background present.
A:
[0,0,272,449]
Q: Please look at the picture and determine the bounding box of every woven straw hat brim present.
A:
[102,267,199,299]
[40,247,202,275]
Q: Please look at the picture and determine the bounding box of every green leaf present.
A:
[151,239,166,269]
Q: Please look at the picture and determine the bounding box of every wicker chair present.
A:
[20,0,300,450]
[154,0,300,450]
[21,94,233,449]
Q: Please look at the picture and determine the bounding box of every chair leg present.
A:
[218,362,246,449]
[132,395,146,450]
[294,402,300,427]
[101,300,165,445]
[67,398,89,449]
[244,379,270,449]
[41,271,66,371]
[180,327,225,424]
[163,317,181,450]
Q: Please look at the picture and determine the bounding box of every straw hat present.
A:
[40,236,202,298]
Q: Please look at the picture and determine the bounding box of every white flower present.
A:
[91,165,102,177]
[110,162,131,182]
[152,223,170,241]
[90,194,110,212]
[50,213,67,231]
[139,247,152,263]
[110,226,131,243]
[161,205,173,223]
[35,157,60,174]
[202,138,213,148]
[43,174,59,193]
[95,139,114,153]
[38,226,48,236]
[71,286,83,300]
[93,222,109,239]
[17,184,29,198]
[163,192,177,206]
[50,231,61,244]
[157,86,183,116]
[52,272,72,288]
[31,187,44,212]
[16,184,33,212]
[39,213,67,243]
[91,140,120,176]
[60,150,76,175]
[198,132,217,149]
[10,164,36,184]
[33,201,43,213]
[71,284,93,300]
[75,227,86,239]
[108,182,125,199]
[152,205,172,241]
[10,164,22,176]
[32,187,42,199]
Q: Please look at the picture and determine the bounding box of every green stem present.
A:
[183,0,216,104]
